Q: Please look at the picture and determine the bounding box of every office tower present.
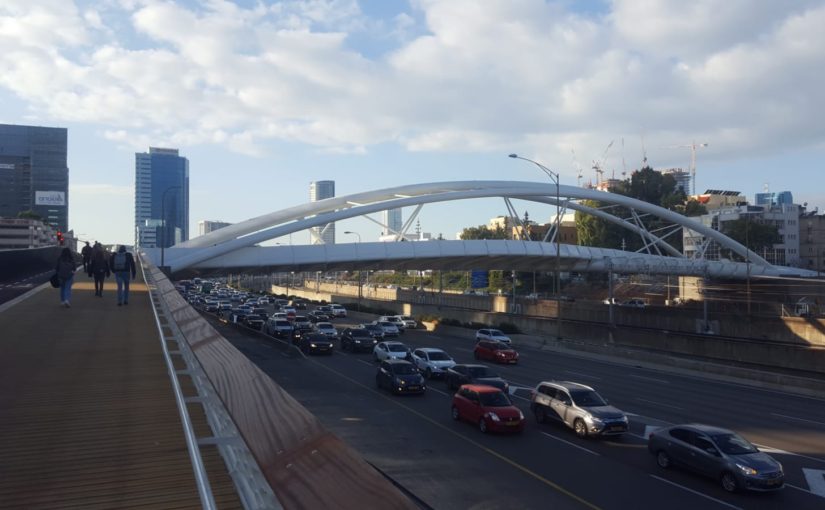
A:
[0,124,69,232]
[135,147,189,248]
[661,168,692,195]
[382,209,403,236]
[755,191,794,208]
[198,220,232,236]
[309,180,335,244]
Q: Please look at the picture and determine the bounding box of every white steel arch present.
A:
[158,181,803,277]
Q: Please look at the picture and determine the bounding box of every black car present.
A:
[445,364,509,393]
[376,359,426,395]
[340,328,377,352]
[361,323,385,340]
[251,307,269,321]
[308,310,332,323]
[290,300,308,310]
[299,332,334,355]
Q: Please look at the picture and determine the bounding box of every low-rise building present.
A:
[0,218,57,249]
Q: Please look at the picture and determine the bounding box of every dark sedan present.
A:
[361,323,385,341]
[308,310,332,323]
[648,424,784,493]
[340,327,377,352]
[445,364,509,393]
[299,332,334,355]
[376,359,426,395]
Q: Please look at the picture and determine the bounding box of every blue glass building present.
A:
[134,148,189,248]
[0,124,69,232]
[755,191,793,208]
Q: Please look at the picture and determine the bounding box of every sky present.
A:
[1,0,824,246]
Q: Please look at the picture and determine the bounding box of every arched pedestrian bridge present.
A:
[145,181,816,279]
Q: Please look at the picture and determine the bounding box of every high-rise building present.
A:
[198,220,232,236]
[309,180,335,244]
[382,209,402,236]
[755,191,793,208]
[0,124,69,232]
[135,147,189,248]
[661,168,691,195]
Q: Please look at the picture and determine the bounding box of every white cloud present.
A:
[0,0,822,175]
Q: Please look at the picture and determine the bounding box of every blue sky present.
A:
[1,0,824,246]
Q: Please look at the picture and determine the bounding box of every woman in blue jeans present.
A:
[55,248,76,308]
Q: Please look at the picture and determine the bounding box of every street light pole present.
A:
[160,185,181,272]
[509,154,562,340]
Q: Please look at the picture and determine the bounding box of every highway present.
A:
[0,269,52,305]
[204,307,825,510]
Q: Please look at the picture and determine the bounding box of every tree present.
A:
[721,218,781,260]
[682,199,708,217]
[460,225,509,240]
[17,210,42,221]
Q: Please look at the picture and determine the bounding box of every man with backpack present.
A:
[80,241,92,273]
[110,245,137,306]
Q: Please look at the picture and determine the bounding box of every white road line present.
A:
[428,387,450,397]
[540,432,600,456]
[752,443,825,465]
[356,359,373,367]
[629,374,670,384]
[563,370,601,380]
[635,398,684,411]
[802,468,825,498]
[649,475,742,510]
[771,413,825,427]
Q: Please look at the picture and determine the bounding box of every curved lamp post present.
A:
[160,186,181,272]
[508,154,562,340]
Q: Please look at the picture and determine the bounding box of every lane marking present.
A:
[564,370,601,380]
[649,475,742,510]
[635,398,683,411]
[356,359,373,367]
[428,387,450,397]
[802,468,825,498]
[771,413,825,427]
[304,357,602,510]
[540,432,600,456]
[629,374,670,384]
[752,443,825,465]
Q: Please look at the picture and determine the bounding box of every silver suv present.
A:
[530,381,628,438]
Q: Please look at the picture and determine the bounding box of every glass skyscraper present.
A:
[309,180,335,244]
[135,147,189,248]
[0,124,69,232]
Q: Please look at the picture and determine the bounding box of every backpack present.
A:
[113,252,127,271]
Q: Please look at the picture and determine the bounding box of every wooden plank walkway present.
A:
[0,267,242,509]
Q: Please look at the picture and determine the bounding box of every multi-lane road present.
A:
[0,270,51,305]
[206,306,825,510]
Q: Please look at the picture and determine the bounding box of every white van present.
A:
[329,303,347,318]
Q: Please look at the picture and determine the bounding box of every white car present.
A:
[410,348,455,379]
[379,316,406,332]
[373,321,401,337]
[373,341,410,362]
[329,304,348,318]
[314,322,338,338]
[395,315,418,329]
[475,328,512,345]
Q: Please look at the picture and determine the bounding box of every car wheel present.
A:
[574,418,588,438]
[656,450,671,469]
[451,406,460,421]
[721,471,738,493]
[479,418,488,434]
[534,406,547,424]
[425,368,432,380]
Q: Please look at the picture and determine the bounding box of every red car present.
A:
[474,340,519,364]
[451,384,524,433]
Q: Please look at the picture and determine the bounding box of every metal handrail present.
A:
[139,256,218,510]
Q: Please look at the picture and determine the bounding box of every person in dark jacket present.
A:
[80,241,92,273]
[88,247,110,297]
[55,247,76,308]
[110,245,137,306]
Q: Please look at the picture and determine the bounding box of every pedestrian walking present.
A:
[88,247,110,297]
[110,245,136,306]
[55,247,76,308]
[80,241,92,273]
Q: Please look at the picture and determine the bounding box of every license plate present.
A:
[506,421,520,426]
[610,426,624,431]
[407,386,419,391]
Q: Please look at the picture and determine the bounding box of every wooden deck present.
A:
[0,268,242,509]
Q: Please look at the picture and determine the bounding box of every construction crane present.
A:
[591,139,614,185]
[571,148,585,186]
[664,141,708,194]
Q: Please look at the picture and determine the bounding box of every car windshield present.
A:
[392,364,418,375]
[713,433,758,454]
[479,392,511,407]
[468,367,496,378]
[275,321,290,327]
[427,351,450,361]
[379,322,394,327]
[570,390,607,407]
[490,330,505,336]
[388,344,407,352]
[351,329,370,337]
[319,324,333,330]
